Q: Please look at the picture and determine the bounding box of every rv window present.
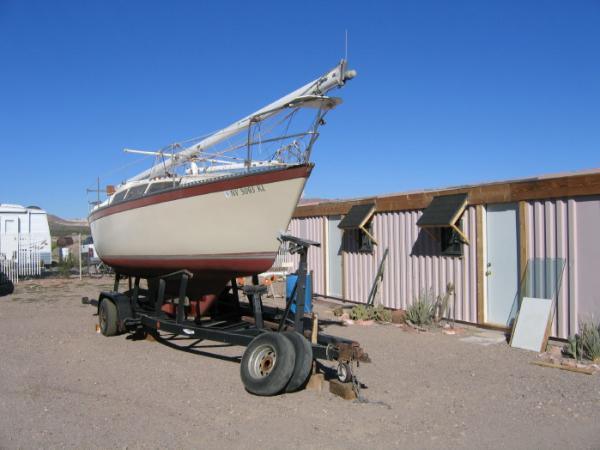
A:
[125,184,148,200]
[111,190,127,204]
[147,181,178,194]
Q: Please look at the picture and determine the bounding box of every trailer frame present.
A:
[84,235,369,394]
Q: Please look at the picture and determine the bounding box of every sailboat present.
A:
[88,60,356,295]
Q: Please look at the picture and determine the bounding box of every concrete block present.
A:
[329,379,356,400]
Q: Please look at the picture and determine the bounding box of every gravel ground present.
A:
[1,277,599,449]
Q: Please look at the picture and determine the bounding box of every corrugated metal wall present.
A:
[288,217,326,295]
[289,196,600,339]
[289,208,477,324]
[342,207,477,324]
[526,195,600,339]
[526,199,571,338]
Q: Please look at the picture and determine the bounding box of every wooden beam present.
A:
[294,172,600,218]
[518,201,528,283]
[476,205,485,324]
[450,223,470,246]
[531,360,595,375]
[359,224,378,246]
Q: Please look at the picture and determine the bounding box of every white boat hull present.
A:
[89,165,311,293]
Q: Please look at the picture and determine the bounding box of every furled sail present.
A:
[128,60,356,181]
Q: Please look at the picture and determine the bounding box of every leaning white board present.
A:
[510,297,553,352]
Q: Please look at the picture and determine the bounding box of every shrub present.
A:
[563,335,581,361]
[563,319,600,361]
[349,304,392,323]
[372,304,392,322]
[350,304,370,321]
[406,291,435,326]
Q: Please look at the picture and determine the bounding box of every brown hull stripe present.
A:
[89,164,311,222]
[102,256,275,274]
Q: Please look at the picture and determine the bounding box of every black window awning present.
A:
[417,193,469,244]
[338,203,375,230]
[338,203,377,245]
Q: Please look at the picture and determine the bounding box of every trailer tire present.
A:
[240,333,296,396]
[282,331,313,392]
[99,299,118,337]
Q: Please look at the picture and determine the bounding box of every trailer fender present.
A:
[98,292,134,332]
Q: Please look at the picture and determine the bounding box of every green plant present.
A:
[57,254,75,277]
[563,319,600,361]
[372,304,392,322]
[562,335,581,360]
[350,304,370,321]
[406,291,435,326]
[580,321,600,361]
[348,304,392,322]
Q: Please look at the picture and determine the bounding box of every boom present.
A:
[129,60,356,181]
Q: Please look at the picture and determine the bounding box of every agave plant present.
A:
[406,291,435,326]
[563,319,600,362]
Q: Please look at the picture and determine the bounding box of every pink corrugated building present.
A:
[289,168,600,339]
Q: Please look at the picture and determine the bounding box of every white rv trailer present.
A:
[0,204,52,265]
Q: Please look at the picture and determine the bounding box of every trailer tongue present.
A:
[84,235,369,396]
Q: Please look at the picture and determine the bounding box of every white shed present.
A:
[0,204,52,265]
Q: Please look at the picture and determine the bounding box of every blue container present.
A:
[287,274,312,314]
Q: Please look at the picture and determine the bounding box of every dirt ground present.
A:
[1,277,599,450]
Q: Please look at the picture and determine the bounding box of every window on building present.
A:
[338,203,377,253]
[417,193,469,256]
[440,221,464,256]
[358,220,374,252]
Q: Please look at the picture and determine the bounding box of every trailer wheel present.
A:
[99,299,118,336]
[282,331,313,392]
[240,333,296,396]
[336,362,352,383]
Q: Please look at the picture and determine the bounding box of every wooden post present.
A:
[518,202,528,283]
[78,233,82,280]
[476,205,485,324]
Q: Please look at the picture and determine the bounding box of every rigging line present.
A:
[173,108,301,164]
[144,106,305,175]
[100,154,154,178]
[165,98,306,156]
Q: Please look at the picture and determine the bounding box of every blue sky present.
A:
[1,0,599,218]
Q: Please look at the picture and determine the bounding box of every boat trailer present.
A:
[84,235,369,396]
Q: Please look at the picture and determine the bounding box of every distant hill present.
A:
[298,197,333,205]
[48,214,90,237]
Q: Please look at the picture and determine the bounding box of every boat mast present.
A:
[128,60,356,182]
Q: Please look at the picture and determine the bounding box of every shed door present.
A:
[486,204,519,326]
[327,216,343,297]
[1,218,19,259]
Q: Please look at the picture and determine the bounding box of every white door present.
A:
[327,216,343,297]
[486,204,519,326]
[1,218,19,259]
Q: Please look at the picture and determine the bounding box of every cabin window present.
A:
[125,184,148,200]
[147,181,178,194]
[111,190,127,204]
[338,203,377,253]
[417,193,469,256]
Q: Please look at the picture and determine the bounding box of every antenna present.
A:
[344,29,348,61]
[86,177,110,208]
